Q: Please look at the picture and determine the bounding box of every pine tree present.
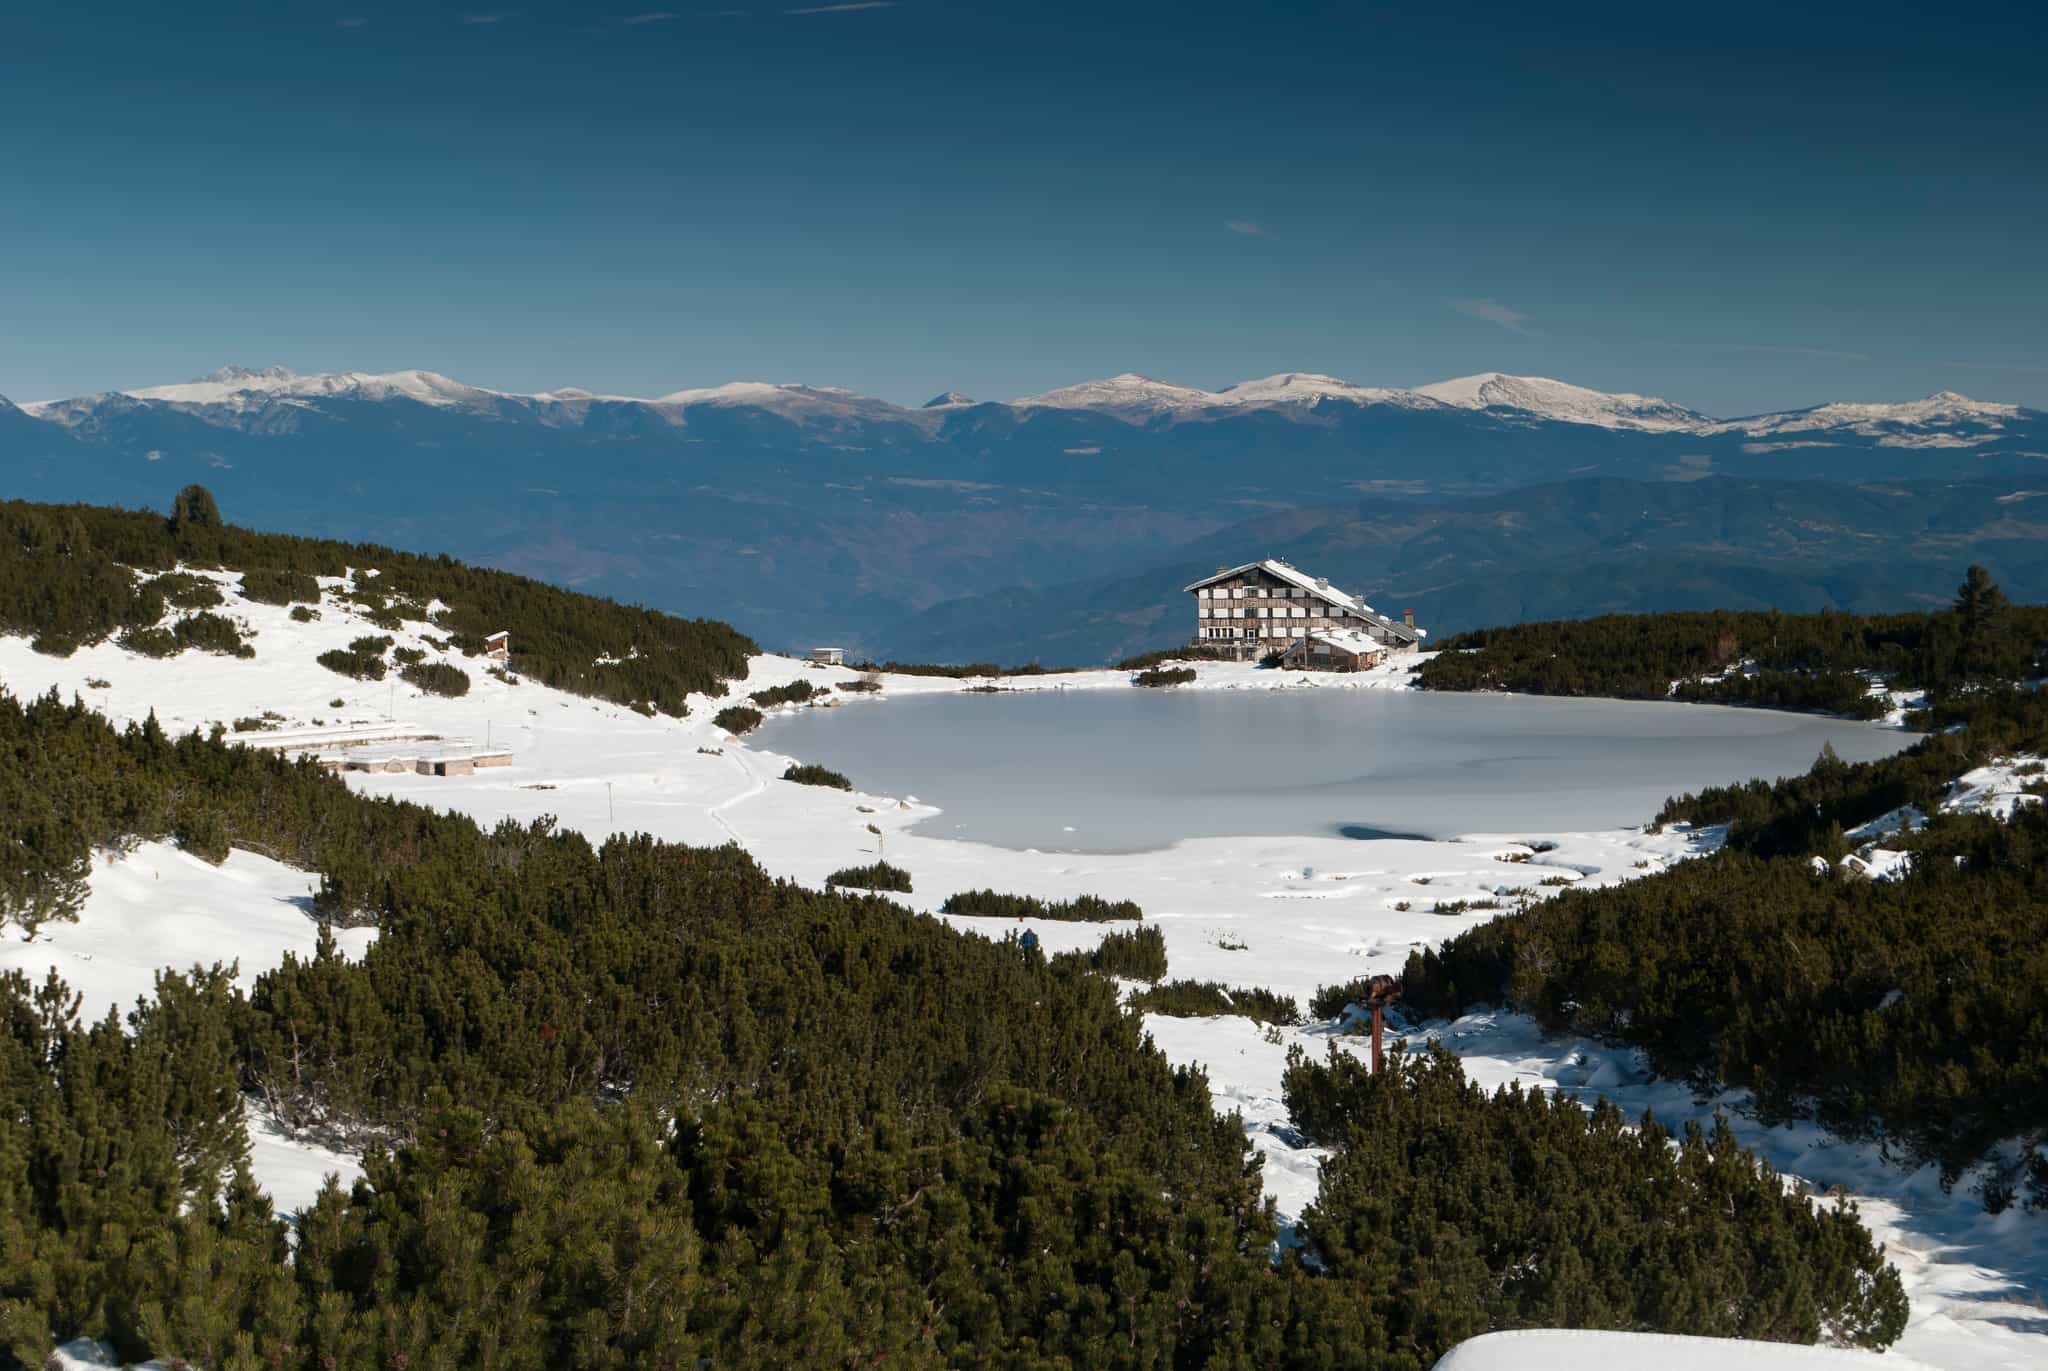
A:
[1953,564,2013,680]
[168,485,223,535]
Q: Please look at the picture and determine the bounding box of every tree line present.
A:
[1388,574,2048,1210]
[1406,728,2048,1208]
[0,490,755,715]
[940,889,1144,922]
[1418,566,2045,711]
[1657,683,2048,856]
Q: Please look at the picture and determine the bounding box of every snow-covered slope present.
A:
[524,385,647,403]
[1414,372,1714,432]
[121,363,302,405]
[118,364,503,413]
[0,831,380,1230]
[0,841,375,1027]
[1714,392,2029,448]
[653,380,922,425]
[24,366,935,430]
[1432,1330,1938,1370]
[1010,372,1228,419]
[1217,371,1440,409]
[1013,370,1445,420]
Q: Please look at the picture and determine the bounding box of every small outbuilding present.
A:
[484,630,511,661]
[1279,628,1387,673]
[812,646,846,666]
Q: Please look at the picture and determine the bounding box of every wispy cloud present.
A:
[1450,298,1532,335]
[336,15,367,27]
[785,1,897,12]
[1225,220,1271,239]
[463,11,515,23]
[623,10,677,21]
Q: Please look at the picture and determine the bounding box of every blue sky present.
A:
[3,0,2043,415]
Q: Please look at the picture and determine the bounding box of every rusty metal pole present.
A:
[1362,974,1403,1073]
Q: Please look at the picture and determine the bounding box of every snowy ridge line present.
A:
[20,363,2037,438]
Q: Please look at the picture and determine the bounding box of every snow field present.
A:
[0,841,375,1029]
[3,579,2042,1369]
[1430,1329,1943,1370]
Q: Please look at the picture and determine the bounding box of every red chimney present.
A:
[1402,608,1415,629]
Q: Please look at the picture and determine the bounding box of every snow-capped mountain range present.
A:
[7,359,2045,667]
[19,364,2035,446]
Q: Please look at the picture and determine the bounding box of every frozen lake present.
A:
[758,688,1916,851]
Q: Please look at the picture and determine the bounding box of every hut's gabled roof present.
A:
[1183,559,1364,611]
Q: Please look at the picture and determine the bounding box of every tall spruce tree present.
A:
[1953,563,2013,681]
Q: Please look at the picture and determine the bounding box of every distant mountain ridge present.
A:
[23,362,2037,443]
[5,361,2045,662]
